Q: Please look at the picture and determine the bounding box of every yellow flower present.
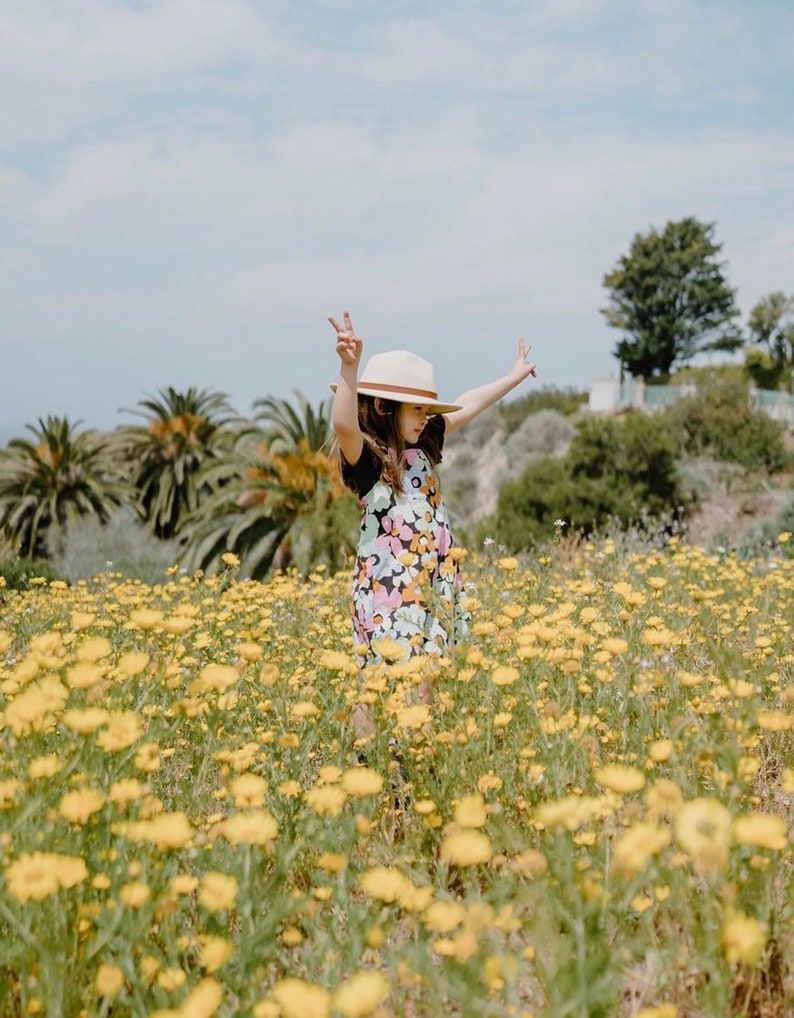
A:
[270,978,331,1018]
[674,798,732,872]
[600,637,630,655]
[305,785,347,817]
[191,664,239,694]
[395,704,431,729]
[229,773,268,807]
[95,964,124,998]
[732,813,788,851]
[316,852,348,874]
[491,665,520,686]
[221,810,279,845]
[333,970,389,1017]
[422,900,466,932]
[497,557,519,570]
[5,852,87,902]
[135,742,161,772]
[76,636,113,662]
[96,711,145,752]
[613,822,672,875]
[360,867,409,904]
[198,935,234,973]
[51,854,90,890]
[59,788,105,824]
[27,756,62,780]
[117,652,150,678]
[5,677,68,735]
[341,767,384,797]
[511,849,549,879]
[454,793,488,828]
[645,778,684,819]
[142,812,194,850]
[648,739,673,763]
[221,551,241,567]
[157,967,187,990]
[439,830,493,867]
[171,874,199,895]
[595,764,646,794]
[5,853,60,902]
[199,872,238,912]
[756,711,793,731]
[636,1006,678,1018]
[65,662,105,690]
[120,881,151,908]
[61,708,109,734]
[0,778,21,807]
[109,779,147,804]
[722,912,767,965]
[179,977,224,1017]
[371,637,408,663]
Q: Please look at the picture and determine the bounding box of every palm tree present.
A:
[253,390,334,453]
[181,394,358,579]
[0,416,131,559]
[116,386,237,540]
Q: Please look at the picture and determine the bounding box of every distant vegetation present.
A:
[1,370,792,589]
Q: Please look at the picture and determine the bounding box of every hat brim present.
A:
[329,383,461,414]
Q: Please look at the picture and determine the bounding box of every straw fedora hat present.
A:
[331,350,461,414]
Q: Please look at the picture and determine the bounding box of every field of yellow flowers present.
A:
[0,535,792,1018]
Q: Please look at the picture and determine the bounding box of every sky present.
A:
[2,0,793,442]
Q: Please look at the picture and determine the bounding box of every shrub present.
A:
[489,413,686,550]
[0,556,64,590]
[500,386,587,435]
[665,375,789,472]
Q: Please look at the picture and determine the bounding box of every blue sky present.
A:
[2,0,793,440]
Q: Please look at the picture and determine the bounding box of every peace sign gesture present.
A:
[329,310,363,368]
[511,337,537,382]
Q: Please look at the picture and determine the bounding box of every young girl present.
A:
[330,310,537,667]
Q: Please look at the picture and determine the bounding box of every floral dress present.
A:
[341,416,471,665]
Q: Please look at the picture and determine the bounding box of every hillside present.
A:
[441,393,794,552]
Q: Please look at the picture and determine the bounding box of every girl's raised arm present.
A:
[329,310,364,465]
[445,339,537,435]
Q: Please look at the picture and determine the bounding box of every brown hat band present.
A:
[358,381,438,399]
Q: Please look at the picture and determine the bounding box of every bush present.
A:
[489,412,687,551]
[47,509,182,584]
[500,386,587,435]
[0,556,64,590]
[501,409,575,481]
[665,375,789,472]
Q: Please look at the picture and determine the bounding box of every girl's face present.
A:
[398,403,430,443]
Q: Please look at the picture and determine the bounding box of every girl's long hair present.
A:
[357,396,443,491]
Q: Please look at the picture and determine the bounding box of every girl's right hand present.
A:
[329,310,363,367]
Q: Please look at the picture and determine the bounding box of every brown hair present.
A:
[356,395,443,491]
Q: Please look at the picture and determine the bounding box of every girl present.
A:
[330,310,537,667]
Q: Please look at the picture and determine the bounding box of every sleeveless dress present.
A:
[341,416,471,665]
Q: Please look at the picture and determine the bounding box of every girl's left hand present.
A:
[512,338,537,382]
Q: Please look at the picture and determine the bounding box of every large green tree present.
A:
[115,386,236,540]
[602,217,742,378]
[0,416,130,558]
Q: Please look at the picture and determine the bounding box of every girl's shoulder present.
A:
[341,443,381,499]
